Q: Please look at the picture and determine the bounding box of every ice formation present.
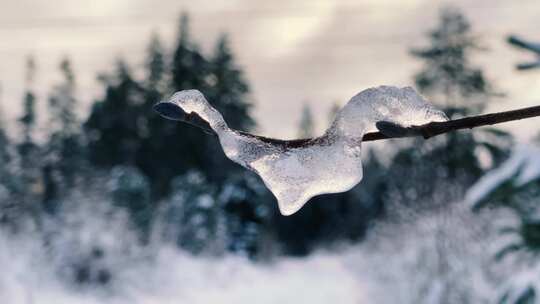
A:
[154,86,448,215]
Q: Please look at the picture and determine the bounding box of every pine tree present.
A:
[410,5,511,184]
[0,122,10,182]
[85,15,212,198]
[162,170,219,254]
[383,8,514,300]
[158,25,259,252]
[49,58,78,134]
[135,33,168,194]
[219,172,272,258]
[207,34,254,131]
[411,7,497,116]
[141,14,256,196]
[83,14,261,249]
[18,56,41,191]
[171,13,209,92]
[146,33,166,92]
[0,84,16,225]
[140,13,210,196]
[204,35,261,255]
[18,56,38,165]
[85,60,154,236]
[15,56,42,225]
[108,166,152,240]
[85,60,143,167]
[467,150,540,304]
[46,57,83,188]
[385,7,511,212]
[201,33,256,182]
[297,103,315,138]
[0,84,10,169]
[327,102,340,126]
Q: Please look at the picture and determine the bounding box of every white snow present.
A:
[0,190,516,304]
[464,144,540,209]
[0,195,370,304]
[0,234,368,304]
[496,263,540,304]
[163,86,448,215]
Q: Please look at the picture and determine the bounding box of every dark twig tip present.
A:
[153,102,185,121]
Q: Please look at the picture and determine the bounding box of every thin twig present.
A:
[155,103,540,148]
[370,104,540,141]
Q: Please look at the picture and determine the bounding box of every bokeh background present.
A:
[1,1,540,303]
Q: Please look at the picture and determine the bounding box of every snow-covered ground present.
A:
[0,232,367,304]
[2,144,540,304]
[0,198,368,304]
[0,199,512,304]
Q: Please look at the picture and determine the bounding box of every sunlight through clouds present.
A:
[255,1,336,57]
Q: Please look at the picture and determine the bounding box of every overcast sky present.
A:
[0,0,539,140]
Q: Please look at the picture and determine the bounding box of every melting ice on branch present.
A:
[154,86,448,215]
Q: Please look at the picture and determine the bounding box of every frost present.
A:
[156,86,448,215]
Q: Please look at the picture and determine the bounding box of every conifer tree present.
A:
[135,33,168,194]
[200,34,256,182]
[46,57,83,190]
[411,7,492,116]
[383,9,513,299]
[386,7,511,212]
[49,58,78,134]
[327,102,340,126]
[0,84,17,224]
[207,34,254,131]
[141,18,203,196]
[18,56,38,165]
[16,56,42,224]
[171,13,209,92]
[297,103,315,138]
[146,33,166,93]
[85,60,143,167]
[0,84,11,170]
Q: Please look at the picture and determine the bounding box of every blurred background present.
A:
[1,1,540,303]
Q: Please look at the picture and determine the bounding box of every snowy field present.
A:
[1,145,540,304]
[0,236,364,304]
[0,201,515,303]
[0,218,365,304]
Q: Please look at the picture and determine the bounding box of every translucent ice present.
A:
[155,86,448,215]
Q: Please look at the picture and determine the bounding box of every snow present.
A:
[494,261,540,304]
[5,169,540,304]
[0,207,368,304]
[0,195,369,304]
[0,190,514,304]
[464,144,540,209]
[0,235,367,304]
[159,86,448,215]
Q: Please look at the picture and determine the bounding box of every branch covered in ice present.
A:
[153,86,540,215]
[154,95,540,146]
